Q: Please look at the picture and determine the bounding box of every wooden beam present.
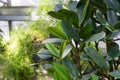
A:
[0,6,33,21]
[0,6,34,16]
[0,15,31,21]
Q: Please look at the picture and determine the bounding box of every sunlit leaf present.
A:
[54,72,63,80]
[54,63,72,80]
[48,27,67,40]
[46,43,59,57]
[91,75,99,80]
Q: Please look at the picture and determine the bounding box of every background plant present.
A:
[0,0,68,80]
[37,0,120,80]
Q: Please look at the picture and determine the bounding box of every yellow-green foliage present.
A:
[1,25,48,80]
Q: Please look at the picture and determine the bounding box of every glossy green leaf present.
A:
[96,10,115,32]
[108,43,120,59]
[86,31,105,42]
[107,10,118,26]
[79,24,92,40]
[63,58,79,79]
[54,63,72,80]
[77,0,87,7]
[61,44,72,58]
[110,70,120,79]
[84,47,109,70]
[46,43,59,57]
[62,21,80,42]
[42,38,64,44]
[48,9,79,26]
[48,27,67,40]
[90,0,106,10]
[88,18,97,33]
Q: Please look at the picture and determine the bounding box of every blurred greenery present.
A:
[0,0,65,80]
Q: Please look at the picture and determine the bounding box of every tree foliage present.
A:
[37,0,120,80]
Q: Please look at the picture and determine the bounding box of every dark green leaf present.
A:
[46,43,60,57]
[79,24,92,40]
[84,47,109,70]
[61,44,72,58]
[48,9,79,26]
[76,0,89,24]
[86,31,105,42]
[114,21,120,29]
[108,43,120,59]
[63,58,79,79]
[54,63,72,80]
[62,21,80,42]
[77,0,87,7]
[107,10,118,26]
[47,27,67,40]
[88,18,97,33]
[110,70,120,79]
[90,0,106,10]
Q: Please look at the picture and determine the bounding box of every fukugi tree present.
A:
[37,0,120,80]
